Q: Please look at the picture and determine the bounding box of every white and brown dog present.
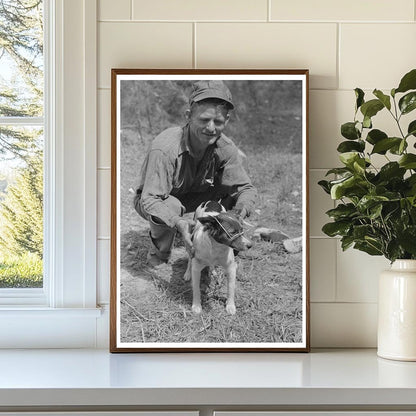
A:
[183,201,253,315]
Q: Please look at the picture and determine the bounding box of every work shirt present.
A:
[137,124,257,228]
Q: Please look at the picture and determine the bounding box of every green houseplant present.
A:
[319,68,416,262]
[319,68,416,361]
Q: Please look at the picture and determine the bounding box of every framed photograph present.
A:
[110,69,310,352]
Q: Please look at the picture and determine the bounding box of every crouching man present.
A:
[134,80,257,266]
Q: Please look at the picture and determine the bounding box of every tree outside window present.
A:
[0,0,44,288]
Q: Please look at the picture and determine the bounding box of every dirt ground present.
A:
[119,226,303,344]
[118,131,304,345]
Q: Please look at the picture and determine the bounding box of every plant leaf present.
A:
[399,92,416,115]
[360,99,384,119]
[398,226,416,255]
[389,139,408,155]
[339,152,361,167]
[337,140,365,153]
[357,195,389,212]
[318,180,331,194]
[366,129,387,145]
[363,116,372,129]
[326,203,357,220]
[395,69,416,94]
[378,162,406,181]
[399,154,416,169]
[386,240,403,263]
[325,167,352,176]
[341,235,355,251]
[352,224,373,241]
[373,89,391,110]
[399,139,407,154]
[407,196,416,207]
[355,88,365,110]
[369,203,383,220]
[408,120,416,138]
[322,221,351,237]
[341,122,361,140]
[365,236,384,252]
[330,175,356,199]
[353,158,366,174]
[330,175,368,200]
[405,175,416,197]
[354,241,383,256]
[371,137,402,154]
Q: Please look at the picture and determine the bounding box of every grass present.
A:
[0,252,43,288]
[119,128,304,345]
[120,236,303,344]
[245,143,303,236]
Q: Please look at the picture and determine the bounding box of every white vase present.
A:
[378,259,416,361]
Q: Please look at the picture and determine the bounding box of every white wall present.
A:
[96,0,416,348]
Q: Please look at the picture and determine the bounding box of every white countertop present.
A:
[0,349,416,408]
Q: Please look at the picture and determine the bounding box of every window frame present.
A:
[0,1,49,305]
[0,0,101,348]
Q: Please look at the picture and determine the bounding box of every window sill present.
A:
[0,306,102,316]
[0,349,415,410]
[0,307,105,348]
[0,288,47,306]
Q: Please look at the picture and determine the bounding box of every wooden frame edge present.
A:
[109,69,310,353]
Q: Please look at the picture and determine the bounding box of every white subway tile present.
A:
[309,90,352,169]
[98,0,131,21]
[98,89,111,168]
[271,0,414,22]
[97,239,110,304]
[310,239,336,302]
[98,169,111,238]
[98,22,193,89]
[196,23,337,89]
[336,244,389,303]
[132,0,268,21]
[309,170,334,237]
[311,302,377,347]
[340,24,416,90]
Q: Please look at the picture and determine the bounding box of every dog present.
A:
[183,201,253,315]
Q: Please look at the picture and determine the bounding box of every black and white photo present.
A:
[110,70,309,352]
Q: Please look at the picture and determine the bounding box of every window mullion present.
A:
[0,117,45,126]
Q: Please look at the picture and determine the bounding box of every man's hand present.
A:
[233,204,247,219]
[175,218,195,256]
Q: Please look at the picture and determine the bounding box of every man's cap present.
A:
[189,80,234,109]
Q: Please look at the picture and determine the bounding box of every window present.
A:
[0,0,45,293]
[0,0,101,348]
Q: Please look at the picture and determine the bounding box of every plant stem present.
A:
[380,214,391,241]
[390,97,406,139]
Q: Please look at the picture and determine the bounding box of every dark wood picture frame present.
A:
[110,69,310,352]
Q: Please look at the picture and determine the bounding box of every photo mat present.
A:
[110,70,310,352]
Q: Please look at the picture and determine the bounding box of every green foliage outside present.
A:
[319,69,416,262]
[0,154,43,258]
[0,251,42,288]
[0,0,44,287]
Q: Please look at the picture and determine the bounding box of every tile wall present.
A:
[96,0,416,347]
